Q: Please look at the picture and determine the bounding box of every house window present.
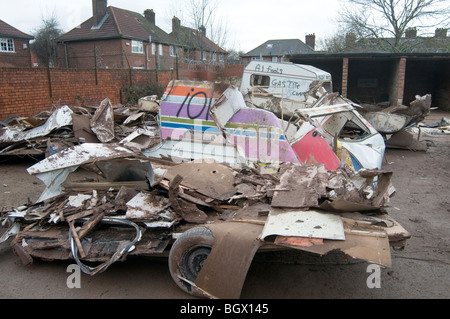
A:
[211,52,217,61]
[0,38,15,52]
[272,56,278,62]
[131,40,143,54]
[251,57,261,61]
[219,53,224,62]
[201,51,206,60]
[158,44,163,56]
[151,43,156,55]
[170,46,177,57]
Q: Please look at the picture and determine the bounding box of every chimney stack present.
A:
[435,28,447,38]
[144,9,156,25]
[92,0,107,26]
[172,16,181,37]
[199,25,206,37]
[305,33,315,50]
[405,27,417,39]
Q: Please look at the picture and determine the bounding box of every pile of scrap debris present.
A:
[357,94,433,151]
[0,82,412,298]
[1,140,407,275]
[0,97,160,157]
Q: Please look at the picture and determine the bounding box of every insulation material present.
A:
[260,209,346,241]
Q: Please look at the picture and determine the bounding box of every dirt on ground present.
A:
[0,110,449,299]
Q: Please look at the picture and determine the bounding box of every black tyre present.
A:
[168,227,214,297]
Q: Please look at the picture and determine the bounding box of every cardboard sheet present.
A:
[194,222,264,299]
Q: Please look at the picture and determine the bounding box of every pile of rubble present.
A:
[0,97,160,157]
[0,85,413,298]
[1,142,402,273]
[358,94,436,151]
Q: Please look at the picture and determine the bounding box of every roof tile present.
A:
[0,19,34,40]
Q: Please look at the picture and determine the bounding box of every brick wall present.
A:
[0,63,244,119]
[221,64,244,78]
[0,67,173,119]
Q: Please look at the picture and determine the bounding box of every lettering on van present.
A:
[270,78,312,99]
[254,63,283,74]
[318,74,330,81]
[176,88,213,120]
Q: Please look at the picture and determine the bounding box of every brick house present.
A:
[0,19,34,68]
[170,16,228,64]
[57,0,181,70]
[240,37,315,66]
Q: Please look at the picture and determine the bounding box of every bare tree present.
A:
[31,14,63,67]
[168,0,229,49]
[338,0,450,52]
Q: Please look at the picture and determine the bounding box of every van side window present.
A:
[251,74,270,87]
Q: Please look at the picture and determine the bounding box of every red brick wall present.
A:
[0,67,174,119]
[0,63,243,119]
[221,64,244,78]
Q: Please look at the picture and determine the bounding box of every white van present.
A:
[240,61,333,101]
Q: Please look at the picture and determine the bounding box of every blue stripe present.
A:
[162,121,220,133]
[161,121,286,140]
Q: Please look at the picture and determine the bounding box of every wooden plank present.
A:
[66,209,94,222]
[77,210,105,239]
[69,221,86,259]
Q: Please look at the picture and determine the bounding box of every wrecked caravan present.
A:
[144,80,299,167]
[0,80,409,299]
[145,80,385,171]
[240,61,333,102]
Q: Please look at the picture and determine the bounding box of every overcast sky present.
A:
[0,0,342,52]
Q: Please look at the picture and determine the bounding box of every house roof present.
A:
[242,39,314,57]
[317,34,450,54]
[0,19,34,40]
[170,25,227,54]
[58,6,178,45]
[361,37,450,53]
